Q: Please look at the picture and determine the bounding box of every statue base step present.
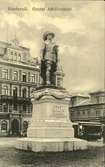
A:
[16,138,88,152]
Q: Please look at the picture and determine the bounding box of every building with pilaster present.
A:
[0,39,41,136]
[70,90,105,123]
[0,39,64,136]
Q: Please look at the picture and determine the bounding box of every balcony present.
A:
[0,95,31,103]
[0,78,38,86]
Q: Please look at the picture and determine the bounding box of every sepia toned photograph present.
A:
[0,0,104,167]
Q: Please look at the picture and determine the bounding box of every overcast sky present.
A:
[0,0,104,94]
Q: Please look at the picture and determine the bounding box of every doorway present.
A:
[11,119,20,136]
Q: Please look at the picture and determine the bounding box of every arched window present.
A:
[1,120,7,132]
[13,87,17,97]
[22,88,27,98]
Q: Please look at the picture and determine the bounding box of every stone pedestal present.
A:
[16,87,87,152]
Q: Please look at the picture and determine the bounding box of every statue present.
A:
[40,31,58,86]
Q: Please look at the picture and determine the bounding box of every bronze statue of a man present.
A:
[40,31,58,86]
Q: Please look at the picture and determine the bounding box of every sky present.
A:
[0,0,104,94]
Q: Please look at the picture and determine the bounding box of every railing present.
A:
[0,95,31,101]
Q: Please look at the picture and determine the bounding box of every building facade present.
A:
[0,39,64,136]
[70,91,105,123]
[0,39,41,136]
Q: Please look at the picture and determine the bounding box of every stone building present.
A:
[70,90,105,123]
[0,39,64,136]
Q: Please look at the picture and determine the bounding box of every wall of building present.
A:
[0,40,40,136]
[70,91,105,123]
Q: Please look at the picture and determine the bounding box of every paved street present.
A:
[0,137,104,167]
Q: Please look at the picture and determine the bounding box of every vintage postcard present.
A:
[0,0,104,167]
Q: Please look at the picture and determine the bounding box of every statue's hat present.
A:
[43,31,55,41]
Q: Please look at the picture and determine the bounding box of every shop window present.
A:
[1,120,7,132]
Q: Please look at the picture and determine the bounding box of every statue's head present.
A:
[43,31,55,41]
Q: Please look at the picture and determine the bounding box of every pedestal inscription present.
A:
[51,105,67,119]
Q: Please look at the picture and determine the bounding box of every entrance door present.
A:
[11,119,20,136]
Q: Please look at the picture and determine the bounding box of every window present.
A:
[28,104,32,113]
[13,71,18,80]
[23,104,26,112]
[18,53,21,62]
[22,73,27,82]
[13,87,17,97]
[82,111,85,115]
[3,103,8,112]
[14,52,17,61]
[23,121,28,130]
[11,51,13,55]
[13,103,17,110]
[23,121,28,136]
[2,85,8,95]
[77,111,80,115]
[22,88,27,98]
[96,96,99,103]
[88,110,90,116]
[57,77,61,87]
[0,104,2,112]
[35,74,38,83]
[96,110,100,117]
[2,69,8,79]
[30,75,35,83]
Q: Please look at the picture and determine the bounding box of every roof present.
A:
[90,90,105,95]
[0,40,30,51]
[75,99,91,106]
